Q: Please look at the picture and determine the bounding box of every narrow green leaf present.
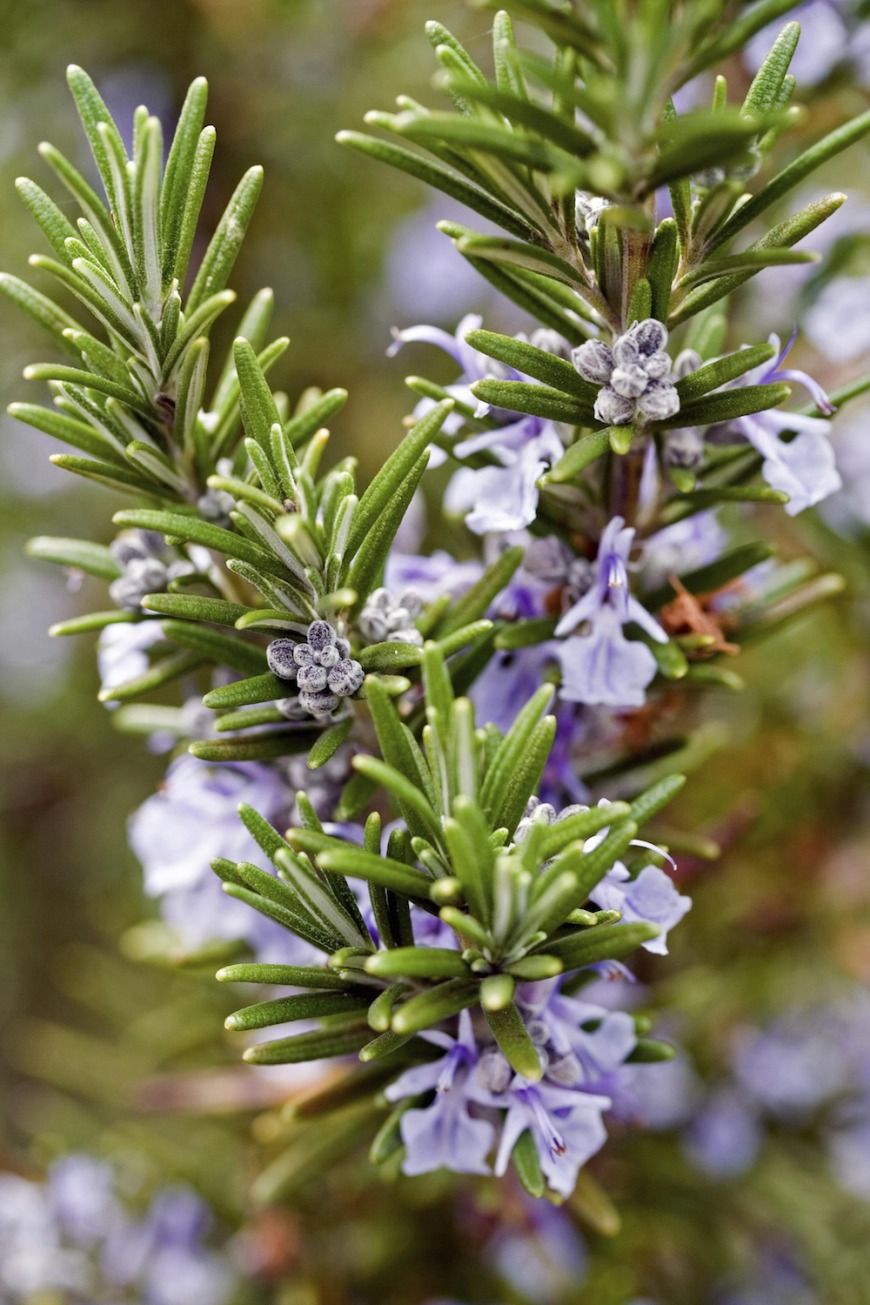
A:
[712,110,870,250]
[307,716,353,770]
[348,400,452,557]
[226,991,370,1032]
[98,650,204,704]
[511,1128,546,1197]
[203,672,288,710]
[141,593,252,625]
[49,610,139,636]
[465,328,597,404]
[439,545,522,637]
[159,619,267,675]
[243,1022,371,1065]
[336,131,535,241]
[216,962,350,988]
[190,733,314,762]
[187,165,264,314]
[317,846,433,901]
[661,382,790,428]
[26,535,121,579]
[471,377,587,426]
[391,978,479,1036]
[364,947,470,980]
[542,921,660,966]
[628,774,687,826]
[0,274,81,357]
[485,1002,542,1080]
[112,508,281,571]
[160,76,209,282]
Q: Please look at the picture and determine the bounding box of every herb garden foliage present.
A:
[9,0,868,1203]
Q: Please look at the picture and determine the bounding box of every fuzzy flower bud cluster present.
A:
[267,619,364,718]
[108,530,195,612]
[358,586,424,646]
[573,319,680,425]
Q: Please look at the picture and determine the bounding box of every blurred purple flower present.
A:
[722,332,840,515]
[684,1086,762,1178]
[128,755,311,959]
[385,550,483,603]
[97,621,164,703]
[48,1155,120,1249]
[805,274,870,363]
[489,1195,587,1302]
[642,512,728,590]
[733,1014,850,1119]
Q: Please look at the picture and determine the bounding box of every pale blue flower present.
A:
[491,1077,611,1198]
[827,1106,870,1200]
[384,1011,496,1177]
[591,861,692,955]
[128,755,311,959]
[725,332,840,515]
[517,980,637,1087]
[445,421,564,534]
[384,550,483,602]
[489,1194,587,1302]
[556,516,668,709]
[390,315,566,532]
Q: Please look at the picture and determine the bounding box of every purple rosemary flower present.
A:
[733,1012,851,1120]
[97,621,164,703]
[101,1187,235,1305]
[384,550,483,602]
[517,979,637,1087]
[577,803,690,953]
[491,1077,611,1198]
[591,861,692,955]
[445,423,564,534]
[488,1193,587,1302]
[128,755,312,960]
[390,314,566,533]
[827,1104,870,1200]
[48,1155,121,1249]
[0,1160,237,1305]
[684,1087,762,1178]
[805,275,870,365]
[555,516,668,709]
[384,1011,496,1177]
[720,331,840,515]
[642,512,728,590]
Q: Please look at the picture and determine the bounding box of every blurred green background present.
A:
[2,1,870,1301]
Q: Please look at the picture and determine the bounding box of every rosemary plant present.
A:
[9,0,869,1207]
